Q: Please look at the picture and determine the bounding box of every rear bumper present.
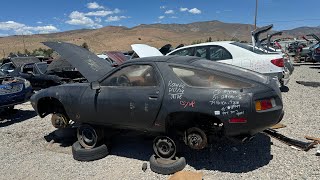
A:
[264,71,290,86]
[223,90,284,137]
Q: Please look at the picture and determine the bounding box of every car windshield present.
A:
[230,42,268,54]
[36,63,48,74]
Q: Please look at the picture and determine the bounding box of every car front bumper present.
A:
[0,87,33,108]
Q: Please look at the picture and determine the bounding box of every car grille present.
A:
[0,84,24,95]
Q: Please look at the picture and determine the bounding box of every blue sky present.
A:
[0,0,319,37]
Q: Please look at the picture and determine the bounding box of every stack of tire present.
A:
[150,136,186,175]
[72,124,186,175]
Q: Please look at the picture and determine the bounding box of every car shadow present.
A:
[180,133,272,173]
[0,109,37,127]
[109,132,272,173]
[41,129,272,173]
[43,128,77,147]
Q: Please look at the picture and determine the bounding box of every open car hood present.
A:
[105,51,127,65]
[267,31,282,48]
[306,34,320,43]
[252,24,273,46]
[43,42,112,82]
[131,44,163,58]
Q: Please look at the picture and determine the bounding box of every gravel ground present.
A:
[0,64,319,180]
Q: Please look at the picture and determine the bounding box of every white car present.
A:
[167,41,290,86]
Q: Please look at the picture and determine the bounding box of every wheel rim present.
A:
[153,136,176,159]
[77,125,98,149]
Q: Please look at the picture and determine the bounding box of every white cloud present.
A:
[165,10,174,14]
[158,16,165,19]
[170,16,178,19]
[106,16,128,22]
[95,17,102,23]
[37,21,43,24]
[113,8,121,14]
[87,2,104,9]
[85,10,114,17]
[85,8,121,17]
[180,7,189,12]
[160,6,166,9]
[0,21,25,30]
[66,11,102,28]
[0,21,59,35]
[188,8,201,14]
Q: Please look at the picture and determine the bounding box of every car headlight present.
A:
[24,80,31,88]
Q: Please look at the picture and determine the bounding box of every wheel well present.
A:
[166,112,224,135]
[37,97,68,118]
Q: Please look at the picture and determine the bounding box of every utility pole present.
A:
[22,33,26,52]
[254,0,258,30]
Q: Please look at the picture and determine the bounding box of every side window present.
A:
[170,48,194,56]
[101,65,158,87]
[194,46,207,58]
[209,46,232,61]
[170,66,251,88]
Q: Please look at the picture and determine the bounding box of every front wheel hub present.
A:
[51,113,69,129]
[185,127,207,150]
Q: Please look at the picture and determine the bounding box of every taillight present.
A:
[315,48,320,54]
[271,58,284,67]
[255,98,276,111]
[229,118,247,123]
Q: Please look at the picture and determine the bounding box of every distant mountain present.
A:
[0,20,319,56]
[283,26,320,38]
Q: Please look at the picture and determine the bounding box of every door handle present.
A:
[149,95,158,100]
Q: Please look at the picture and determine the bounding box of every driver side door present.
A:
[95,63,164,129]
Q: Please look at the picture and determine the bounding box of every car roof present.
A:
[168,41,234,54]
[176,41,233,48]
[124,55,203,65]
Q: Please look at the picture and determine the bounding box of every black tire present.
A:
[72,141,109,161]
[149,155,186,175]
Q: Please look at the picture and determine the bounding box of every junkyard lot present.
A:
[0,65,319,180]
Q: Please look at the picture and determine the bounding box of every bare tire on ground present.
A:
[72,141,109,161]
[149,154,186,175]
[77,124,104,149]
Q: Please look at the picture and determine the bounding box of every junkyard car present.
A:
[10,62,73,90]
[31,42,284,151]
[167,41,290,86]
[0,71,33,111]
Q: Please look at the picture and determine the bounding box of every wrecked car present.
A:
[1,57,40,75]
[97,51,128,66]
[0,70,32,111]
[167,41,290,86]
[10,62,74,91]
[31,42,284,160]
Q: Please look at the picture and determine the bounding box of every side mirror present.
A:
[90,81,101,90]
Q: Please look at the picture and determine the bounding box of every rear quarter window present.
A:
[170,66,252,89]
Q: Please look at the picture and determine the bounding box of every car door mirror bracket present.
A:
[90,81,101,92]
